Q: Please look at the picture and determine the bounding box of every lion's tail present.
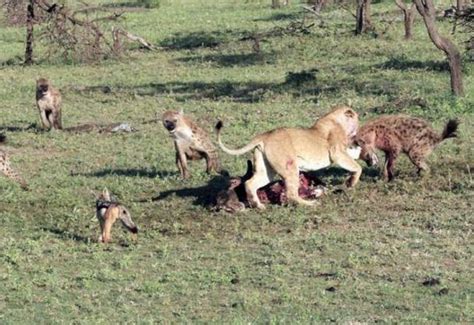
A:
[215,121,261,156]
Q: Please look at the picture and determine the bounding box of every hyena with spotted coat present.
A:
[0,135,28,190]
[354,115,459,181]
[162,110,220,179]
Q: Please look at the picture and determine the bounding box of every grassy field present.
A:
[0,0,473,322]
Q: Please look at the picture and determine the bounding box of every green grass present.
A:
[0,0,473,322]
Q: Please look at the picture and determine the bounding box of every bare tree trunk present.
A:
[404,6,416,39]
[24,0,34,65]
[355,0,372,34]
[365,0,372,26]
[356,0,365,34]
[456,0,465,12]
[395,0,416,39]
[414,0,464,96]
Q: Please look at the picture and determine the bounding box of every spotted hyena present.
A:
[354,115,459,181]
[162,110,220,179]
[0,134,28,190]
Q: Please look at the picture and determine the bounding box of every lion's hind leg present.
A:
[285,173,318,206]
[273,157,317,206]
[245,150,274,210]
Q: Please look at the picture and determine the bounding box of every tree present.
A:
[355,0,372,34]
[413,0,464,96]
[24,0,34,65]
[2,0,154,64]
[394,0,416,39]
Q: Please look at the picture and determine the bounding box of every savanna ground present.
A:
[0,0,473,322]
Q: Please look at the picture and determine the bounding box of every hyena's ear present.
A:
[356,131,375,146]
[102,188,111,201]
[178,108,184,115]
[355,137,365,146]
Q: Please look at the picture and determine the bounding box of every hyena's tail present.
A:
[441,119,459,141]
[215,121,262,156]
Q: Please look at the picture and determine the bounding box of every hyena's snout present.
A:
[163,120,176,132]
[367,152,379,166]
[358,146,379,167]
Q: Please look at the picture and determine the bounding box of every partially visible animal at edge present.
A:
[36,78,63,130]
[215,160,327,213]
[162,110,220,179]
[215,105,361,209]
[95,188,138,243]
[0,134,28,190]
[354,115,459,181]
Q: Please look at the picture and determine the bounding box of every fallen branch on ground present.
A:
[112,27,156,51]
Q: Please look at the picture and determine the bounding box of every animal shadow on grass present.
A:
[0,122,40,133]
[75,167,176,179]
[362,166,381,179]
[310,166,380,186]
[41,226,91,244]
[42,226,133,247]
[146,175,228,207]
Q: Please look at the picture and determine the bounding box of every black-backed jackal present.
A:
[95,188,138,243]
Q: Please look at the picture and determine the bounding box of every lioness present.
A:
[215,106,361,209]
